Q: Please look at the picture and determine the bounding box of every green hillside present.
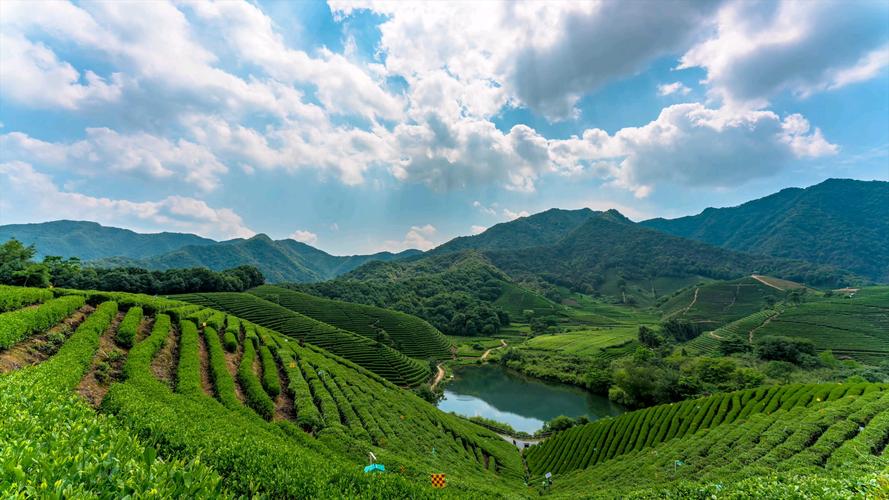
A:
[430,208,594,255]
[752,286,889,363]
[488,210,857,302]
[249,285,452,360]
[544,385,889,498]
[642,178,889,282]
[97,234,418,283]
[0,220,216,260]
[683,286,889,364]
[173,292,432,387]
[0,285,521,497]
[657,276,791,328]
[526,382,885,477]
[1,284,887,498]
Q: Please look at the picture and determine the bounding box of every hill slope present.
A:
[0,220,215,260]
[487,210,855,300]
[430,208,594,255]
[249,285,452,360]
[0,221,419,283]
[100,234,419,282]
[642,178,889,282]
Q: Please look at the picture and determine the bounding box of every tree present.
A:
[754,336,817,364]
[0,239,37,284]
[637,325,662,348]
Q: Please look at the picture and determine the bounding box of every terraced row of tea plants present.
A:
[249,285,452,359]
[659,277,789,328]
[1,285,522,497]
[543,386,889,498]
[174,292,431,386]
[753,294,889,363]
[526,382,887,477]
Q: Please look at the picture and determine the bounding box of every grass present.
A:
[522,326,638,356]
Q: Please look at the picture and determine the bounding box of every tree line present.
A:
[0,239,264,294]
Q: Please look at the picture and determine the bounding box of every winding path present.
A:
[481,339,508,361]
[430,363,445,390]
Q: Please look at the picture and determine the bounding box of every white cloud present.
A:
[502,208,530,221]
[549,103,838,197]
[657,82,691,96]
[1,129,227,192]
[0,162,253,239]
[289,230,318,246]
[680,1,889,105]
[378,224,439,252]
[473,201,498,216]
[470,225,487,235]
[0,32,123,109]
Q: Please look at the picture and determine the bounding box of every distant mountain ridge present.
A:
[0,221,419,283]
[641,178,889,281]
[0,220,216,260]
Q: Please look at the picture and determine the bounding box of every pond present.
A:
[437,364,623,434]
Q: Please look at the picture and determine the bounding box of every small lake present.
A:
[437,364,623,434]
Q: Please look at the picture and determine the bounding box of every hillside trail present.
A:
[751,274,784,291]
[481,339,508,361]
[431,363,445,390]
[681,287,700,315]
[749,310,781,344]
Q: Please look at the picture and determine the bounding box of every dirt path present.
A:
[0,305,93,374]
[481,339,508,361]
[751,275,784,291]
[135,316,154,344]
[274,355,295,421]
[749,310,780,344]
[77,311,126,407]
[681,287,700,315]
[224,338,246,403]
[152,323,179,388]
[431,363,445,390]
[197,328,214,397]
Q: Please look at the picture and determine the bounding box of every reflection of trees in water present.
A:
[444,365,623,422]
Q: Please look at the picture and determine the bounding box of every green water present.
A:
[438,364,623,433]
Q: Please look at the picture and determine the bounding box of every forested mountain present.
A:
[0,222,419,283]
[641,178,889,282]
[0,220,215,260]
[488,209,855,297]
[430,207,595,255]
[93,234,419,283]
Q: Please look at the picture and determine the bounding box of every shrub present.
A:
[116,306,143,348]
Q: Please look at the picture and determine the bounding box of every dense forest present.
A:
[0,239,264,294]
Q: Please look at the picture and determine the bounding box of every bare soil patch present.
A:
[77,311,127,407]
[0,305,94,374]
[197,328,214,397]
[152,323,179,388]
[275,355,295,421]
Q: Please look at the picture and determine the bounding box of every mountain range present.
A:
[0,178,885,286]
[0,221,419,283]
[641,178,889,282]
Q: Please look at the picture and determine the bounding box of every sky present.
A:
[1,0,888,255]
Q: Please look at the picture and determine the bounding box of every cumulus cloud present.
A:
[0,33,123,109]
[470,225,487,235]
[378,224,439,252]
[0,162,253,239]
[680,1,889,105]
[473,201,498,216]
[289,230,318,246]
[658,82,692,97]
[502,208,530,221]
[1,129,227,192]
[551,103,838,197]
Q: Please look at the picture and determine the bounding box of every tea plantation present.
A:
[1,284,887,498]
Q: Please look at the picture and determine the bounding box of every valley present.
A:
[0,178,887,498]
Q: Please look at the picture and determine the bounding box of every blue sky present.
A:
[1,0,887,254]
